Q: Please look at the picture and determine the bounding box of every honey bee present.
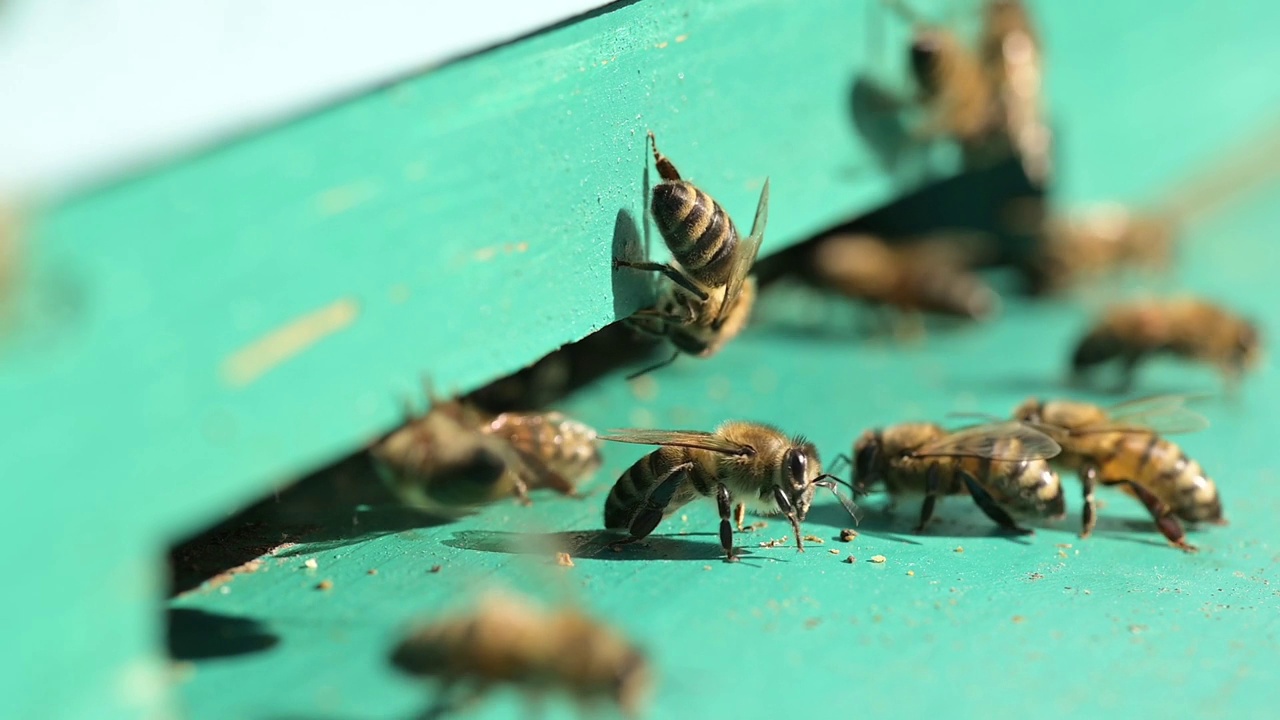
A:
[1024,204,1176,294]
[809,233,1001,322]
[853,421,1064,533]
[1071,297,1262,393]
[980,0,1051,186]
[1013,395,1221,552]
[392,593,651,718]
[615,132,768,376]
[909,26,995,143]
[602,423,859,562]
[370,390,598,515]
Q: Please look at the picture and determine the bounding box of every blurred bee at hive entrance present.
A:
[853,421,1064,534]
[614,132,769,377]
[601,423,860,562]
[391,591,651,719]
[1012,201,1177,296]
[370,384,600,517]
[980,0,1051,188]
[1070,297,1262,394]
[807,232,1001,336]
[0,203,22,332]
[1014,395,1222,552]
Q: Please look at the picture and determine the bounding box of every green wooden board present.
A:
[169,175,1280,719]
[5,0,1280,718]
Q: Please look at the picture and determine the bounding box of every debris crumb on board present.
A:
[317,580,333,591]
[429,565,443,573]
[367,569,378,575]
[838,529,858,542]
[303,558,318,569]
[907,570,915,576]
[844,555,857,564]
[1012,615,1026,624]
[869,555,887,564]
[828,549,840,555]
[954,546,964,553]
[802,534,824,544]
[759,536,789,549]
[556,552,575,567]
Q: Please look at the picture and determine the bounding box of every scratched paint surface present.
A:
[171,178,1280,719]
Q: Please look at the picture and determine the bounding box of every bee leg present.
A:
[715,484,740,563]
[625,350,680,380]
[734,502,747,531]
[647,130,683,181]
[1080,465,1099,538]
[915,464,941,533]
[1116,351,1143,393]
[1120,480,1197,552]
[771,487,805,552]
[609,462,694,551]
[959,471,1033,535]
[613,260,709,302]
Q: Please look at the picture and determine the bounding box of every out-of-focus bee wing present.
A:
[1075,394,1211,436]
[912,421,1061,460]
[716,179,769,325]
[600,429,754,456]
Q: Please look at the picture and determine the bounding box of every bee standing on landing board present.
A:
[391,593,651,719]
[853,422,1064,534]
[370,390,595,516]
[980,0,1051,186]
[615,132,769,377]
[1070,297,1262,393]
[602,423,860,562]
[1014,395,1222,552]
[809,233,1001,324]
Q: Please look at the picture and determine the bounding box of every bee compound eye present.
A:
[787,449,807,484]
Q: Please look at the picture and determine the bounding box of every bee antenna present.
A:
[813,474,862,525]
[827,453,853,476]
[626,351,679,380]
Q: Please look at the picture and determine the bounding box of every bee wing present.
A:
[600,429,754,456]
[716,178,769,325]
[1075,394,1211,436]
[912,421,1061,461]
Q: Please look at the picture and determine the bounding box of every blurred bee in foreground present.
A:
[615,132,769,377]
[1019,203,1177,295]
[602,423,860,562]
[1014,395,1221,552]
[1071,297,1261,393]
[980,0,1051,187]
[392,593,651,719]
[809,233,1001,329]
[370,388,600,516]
[0,204,21,320]
[853,421,1064,534]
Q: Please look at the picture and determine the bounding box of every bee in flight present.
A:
[391,592,651,719]
[808,233,1001,328]
[1013,394,1222,552]
[370,386,598,516]
[1070,297,1261,393]
[852,421,1064,534]
[601,422,860,562]
[615,132,768,377]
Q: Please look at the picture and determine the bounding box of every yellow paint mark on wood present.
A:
[675,34,689,43]
[222,298,359,387]
[656,41,669,49]
[316,181,379,216]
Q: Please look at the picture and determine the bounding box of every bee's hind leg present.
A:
[915,464,942,532]
[613,260,709,301]
[1119,480,1197,552]
[609,462,694,552]
[1079,465,1099,538]
[959,471,1033,535]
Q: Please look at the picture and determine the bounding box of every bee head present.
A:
[612,648,652,717]
[1013,397,1044,424]
[853,429,885,491]
[781,440,822,521]
[1234,319,1262,370]
[910,32,944,95]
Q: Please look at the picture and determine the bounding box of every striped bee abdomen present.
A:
[604,447,712,529]
[651,180,739,287]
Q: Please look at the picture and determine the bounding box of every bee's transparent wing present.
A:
[600,429,754,456]
[912,421,1061,461]
[1074,394,1211,436]
[716,178,769,326]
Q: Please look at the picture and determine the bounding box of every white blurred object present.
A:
[0,0,608,196]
